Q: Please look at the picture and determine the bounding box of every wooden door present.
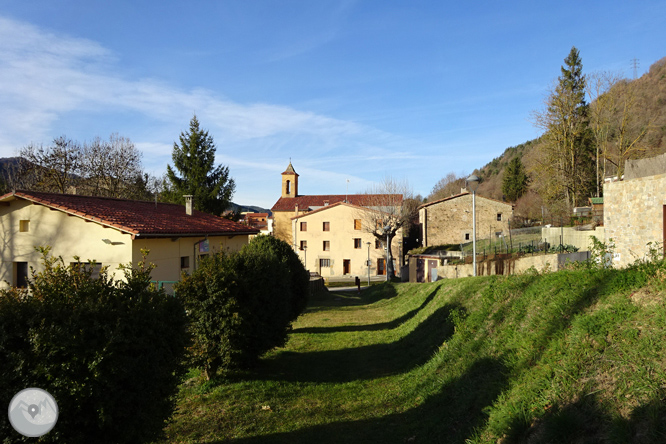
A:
[377,258,386,275]
[343,259,351,275]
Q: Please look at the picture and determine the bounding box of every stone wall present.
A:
[419,194,513,247]
[604,172,666,268]
[434,251,590,279]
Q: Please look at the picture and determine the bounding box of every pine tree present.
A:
[166,115,235,215]
[533,46,594,209]
[502,157,528,202]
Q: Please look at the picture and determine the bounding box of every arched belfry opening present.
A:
[281,162,299,198]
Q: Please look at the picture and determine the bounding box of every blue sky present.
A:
[0,1,664,208]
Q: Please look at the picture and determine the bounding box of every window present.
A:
[181,256,190,269]
[375,239,382,249]
[71,262,103,280]
[319,258,331,268]
[19,220,29,232]
[300,240,307,250]
[354,219,362,230]
[323,241,330,251]
[286,180,291,195]
[465,233,470,241]
[354,238,362,249]
[300,221,307,231]
[323,221,330,231]
[497,213,502,221]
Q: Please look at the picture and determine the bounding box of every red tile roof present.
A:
[271,194,403,212]
[1,190,259,238]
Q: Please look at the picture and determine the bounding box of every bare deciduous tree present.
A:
[587,70,622,195]
[355,176,417,278]
[18,136,82,193]
[428,172,467,201]
[80,133,143,199]
[16,134,146,199]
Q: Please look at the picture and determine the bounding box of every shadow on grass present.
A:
[503,393,666,444]
[304,282,399,313]
[219,357,508,444]
[294,287,440,333]
[255,303,458,383]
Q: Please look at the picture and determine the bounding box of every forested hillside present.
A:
[468,55,666,220]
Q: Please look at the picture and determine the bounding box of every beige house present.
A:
[271,162,402,245]
[418,192,513,247]
[291,202,402,278]
[0,190,258,289]
[604,164,666,268]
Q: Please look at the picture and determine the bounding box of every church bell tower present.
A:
[281,162,299,198]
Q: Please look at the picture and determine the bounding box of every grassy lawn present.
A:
[158,264,666,443]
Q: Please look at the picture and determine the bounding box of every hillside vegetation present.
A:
[158,258,666,443]
[470,56,666,218]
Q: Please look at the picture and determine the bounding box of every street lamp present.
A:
[466,174,480,276]
[303,245,307,271]
[366,241,371,286]
[384,224,391,282]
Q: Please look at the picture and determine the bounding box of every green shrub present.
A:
[177,235,309,379]
[0,248,188,444]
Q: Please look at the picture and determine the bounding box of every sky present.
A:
[0,1,664,208]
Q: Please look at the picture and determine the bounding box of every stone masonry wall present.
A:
[421,194,512,246]
[604,173,666,268]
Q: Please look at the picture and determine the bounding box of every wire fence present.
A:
[460,225,582,259]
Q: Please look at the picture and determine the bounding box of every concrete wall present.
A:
[420,194,513,247]
[604,172,666,268]
[291,204,402,278]
[434,251,590,280]
[541,226,605,251]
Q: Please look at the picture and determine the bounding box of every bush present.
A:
[0,248,188,444]
[177,235,309,379]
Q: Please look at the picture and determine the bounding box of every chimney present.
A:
[294,203,299,216]
[184,195,193,215]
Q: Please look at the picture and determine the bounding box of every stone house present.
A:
[0,190,258,289]
[291,201,402,278]
[418,192,513,247]
[604,161,666,268]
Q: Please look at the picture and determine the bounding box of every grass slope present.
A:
[159,263,666,443]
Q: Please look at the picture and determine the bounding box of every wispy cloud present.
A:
[0,14,457,207]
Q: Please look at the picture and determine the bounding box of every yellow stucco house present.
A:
[0,190,259,289]
[270,163,404,277]
[291,201,402,278]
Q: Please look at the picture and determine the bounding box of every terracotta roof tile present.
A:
[1,190,259,238]
[271,194,402,212]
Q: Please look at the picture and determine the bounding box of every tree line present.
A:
[5,115,236,216]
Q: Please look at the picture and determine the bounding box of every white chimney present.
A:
[184,195,193,215]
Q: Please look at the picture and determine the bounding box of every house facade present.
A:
[291,202,402,278]
[418,193,513,247]
[0,191,258,289]
[271,162,403,245]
